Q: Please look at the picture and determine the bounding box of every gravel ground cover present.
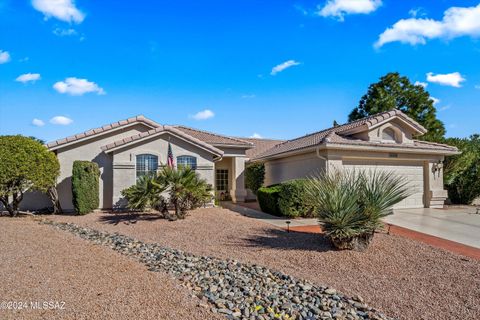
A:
[43,220,391,320]
[47,207,480,320]
[0,217,221,320]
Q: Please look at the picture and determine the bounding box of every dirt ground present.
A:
[47,207,480,320]
[0,217,222,320]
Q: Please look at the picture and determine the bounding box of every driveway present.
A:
[385,207,480,249]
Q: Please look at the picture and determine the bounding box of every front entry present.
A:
[215,169,230,200]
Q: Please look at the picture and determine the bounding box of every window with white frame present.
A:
[136,154,158,178]
[216,169,229,191]
[177,155,197,170]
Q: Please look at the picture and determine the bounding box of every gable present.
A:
[47,115,159,151]
[349,117,418,145]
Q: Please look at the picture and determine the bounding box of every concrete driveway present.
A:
[384,207,480,249]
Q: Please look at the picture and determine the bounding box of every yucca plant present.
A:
[306,169,410,251]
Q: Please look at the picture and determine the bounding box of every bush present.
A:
[444,135,480,204]
[245,162,265,195]
[0,135,59,216]
[121,175,166,211]
[257,185,281,216]
[278,179,316,218]
[305,170,409,251]
[72,161,100,215]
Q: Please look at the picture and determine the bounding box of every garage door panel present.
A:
[342,160,424,209]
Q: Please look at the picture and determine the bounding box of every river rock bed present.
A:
[42,220,393,320]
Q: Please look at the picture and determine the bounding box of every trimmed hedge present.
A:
[278,179,316,218]
[257,185,281,216]
[72,161,100,215]
[245,162,265,195]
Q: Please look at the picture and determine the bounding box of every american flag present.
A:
[167,142,174,168]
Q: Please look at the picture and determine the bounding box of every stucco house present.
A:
[253,109,459,209]
[22,110,458,212]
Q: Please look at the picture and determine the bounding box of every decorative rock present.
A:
[41,220,393,320]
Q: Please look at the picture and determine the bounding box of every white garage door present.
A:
[342,160,425,209]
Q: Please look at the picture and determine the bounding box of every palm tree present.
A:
[157,166,212,219]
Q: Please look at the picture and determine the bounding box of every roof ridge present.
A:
[47,115,161,149]
[174,125,253,145]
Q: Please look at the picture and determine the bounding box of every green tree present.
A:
[444,135,480,204]
[245,162,265,195]
[0,135,60,216]
[72,161,100,215]
[349,72,445,141]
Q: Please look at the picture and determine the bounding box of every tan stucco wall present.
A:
[46,124,151,211]
[264,151,326,186]
[111,134,216,207]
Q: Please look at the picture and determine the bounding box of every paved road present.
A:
[385,208,480,249]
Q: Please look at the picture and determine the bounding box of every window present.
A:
[382,128,396,142]
[177,156,197,170]
[136,154,158,178]
[216,169,229,191]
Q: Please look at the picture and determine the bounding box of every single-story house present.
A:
[253,109,459,209]
[21,109,458,211]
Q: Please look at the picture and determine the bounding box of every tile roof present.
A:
[238,138,284,159]
[100,125,223,156]
[174,126,253,147]
[254,110,456,160]
[46,115,160,150]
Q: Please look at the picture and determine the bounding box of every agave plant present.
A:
[306,169,410,251]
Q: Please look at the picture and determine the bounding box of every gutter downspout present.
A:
[316,146,328,174]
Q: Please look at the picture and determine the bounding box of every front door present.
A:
[215,169,229,200]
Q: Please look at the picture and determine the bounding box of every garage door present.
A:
[342,160,425,209]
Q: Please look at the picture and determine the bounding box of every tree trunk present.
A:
[48,186,63,214]
[11,192,23,217]
[0,196,14,216]
[330,232,374,252]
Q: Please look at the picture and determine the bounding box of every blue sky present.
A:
[1,0,480,142]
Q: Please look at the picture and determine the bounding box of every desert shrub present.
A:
[278,179,316,218]
[444,135,480,204]
[72,161,100,215]
[245,162,265,195]
[257,185,281,216]
[306,170,409,251]
[0,135,59,216]
[121,175,166,211]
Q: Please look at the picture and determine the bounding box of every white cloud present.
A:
[271,60,300,75]
[408,7,426,18]
[50,116,73,125]
[0,50,11,64]
[439,105,451,111]
[241,94,256,99]
[32,0,85,23]
[318,0,382,21]
[53,28,77,36]
[192,109,215,120]
[375,4,480,48]
[414,81,428,88]
[32,118,45,127]
[53,77,105,95]
[250,133,263,139]
[426,72,465,88]
[430,97,440,105]
[16,73,41,83]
